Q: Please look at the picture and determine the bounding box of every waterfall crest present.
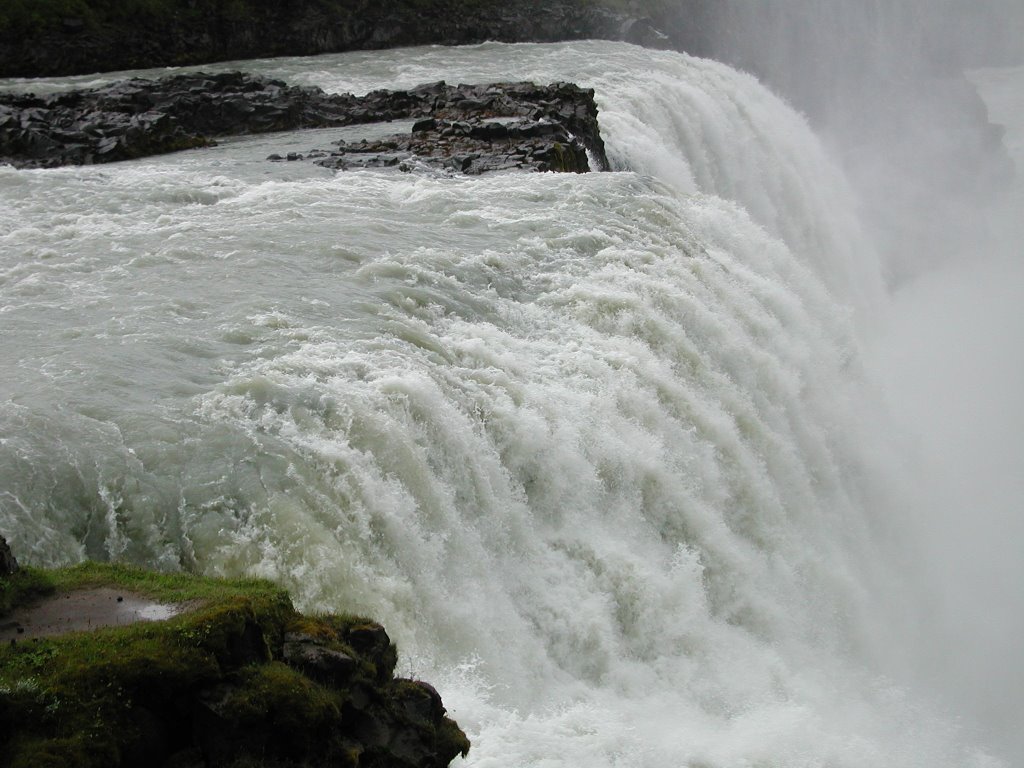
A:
[0,41,1009,767]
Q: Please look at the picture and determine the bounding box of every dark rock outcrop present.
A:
[306,81,603,174]
[184,621,466,768]
[0,559,470,768]
[0,536,17,577]
[0,72,608,174]
[284,631,360,684]
[308,115,591,175]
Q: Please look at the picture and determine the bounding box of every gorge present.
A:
[1,3,1023,767]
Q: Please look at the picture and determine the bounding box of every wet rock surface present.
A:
[0,536,17,578]
[304,81,604,174]
[308,117,589,174]
[0,72,608,174]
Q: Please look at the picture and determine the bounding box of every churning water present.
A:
[1,42,1020,767]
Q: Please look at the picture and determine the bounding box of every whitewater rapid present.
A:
[0,42,1013,767]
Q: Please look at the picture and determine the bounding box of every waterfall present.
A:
[1,40,1018,767]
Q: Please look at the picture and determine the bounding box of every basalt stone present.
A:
[308,80,608,176]
[0,73,609,175]
[397,681,446,725]
[0,535,18,577]
[283,631,359,684]
[314,113,593,175]
[344,621,398,681]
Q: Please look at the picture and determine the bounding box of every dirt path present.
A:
[0,587,185,641]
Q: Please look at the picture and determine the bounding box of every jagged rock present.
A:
[309,80,606,175]
[283,631,359,684]
[0,72,346,168]
[0,73,609,175]
[398,681,446,725]
[342,621,399,682]
[0,535,18,577]
[314,114,592,174]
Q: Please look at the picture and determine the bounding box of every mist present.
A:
[662,2,1024,762]
[665,0,1022,281]
[871,63,1024,764]
[872,252,1024,763]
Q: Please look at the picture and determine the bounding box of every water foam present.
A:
[0,42,1006,767]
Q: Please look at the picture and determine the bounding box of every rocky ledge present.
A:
[0,536,469,768]
[0,71,609,174]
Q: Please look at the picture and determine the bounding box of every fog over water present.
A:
[870,62,1024,764]
[1,5,1023,767]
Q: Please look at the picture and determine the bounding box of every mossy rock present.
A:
[0,562,469,768]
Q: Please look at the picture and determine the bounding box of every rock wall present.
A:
[0,0,671,79]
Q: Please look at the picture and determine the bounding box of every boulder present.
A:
[283,631,359,684]
[313,114,592,174]
[0,535,17,577]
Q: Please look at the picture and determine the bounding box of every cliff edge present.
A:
[0,536,469,768]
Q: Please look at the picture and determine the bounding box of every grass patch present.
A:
[0,569,55,616]
[0,562,465,768]
[0,564,293,766]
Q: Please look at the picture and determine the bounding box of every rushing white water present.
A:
[0,42,1015,766]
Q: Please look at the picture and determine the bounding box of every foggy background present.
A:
[663,0,1023,280]
[658,1,1024,761]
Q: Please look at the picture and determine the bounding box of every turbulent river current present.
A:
[1,42,1021,767]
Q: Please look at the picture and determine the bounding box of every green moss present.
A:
[437,715,472,760]
[0,565,288,765]
[0,568,55,615]
[39,561,288,604]
[0,562,469,768]
[8,734,103,768]
[208,661,345,762]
